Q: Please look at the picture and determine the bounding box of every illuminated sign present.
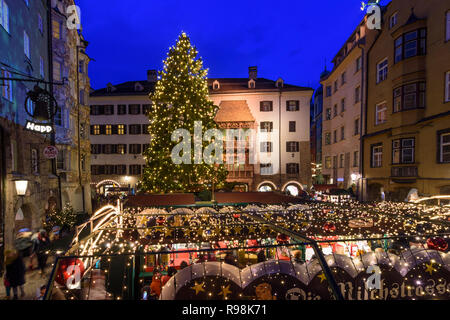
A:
[25,120,53,134]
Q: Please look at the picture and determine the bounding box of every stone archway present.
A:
[282,181,304,196]
[257,181,277,192]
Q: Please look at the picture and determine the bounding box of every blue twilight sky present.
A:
[77,0,389,91]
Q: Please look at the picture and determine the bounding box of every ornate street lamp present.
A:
[14,179,29,196]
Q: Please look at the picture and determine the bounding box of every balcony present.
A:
[391,166,418,177]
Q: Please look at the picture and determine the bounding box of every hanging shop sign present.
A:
[24,85,58,135]
[43,145,59,159]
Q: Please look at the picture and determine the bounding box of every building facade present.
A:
[362,0,450,201]
[321,23,366,190]
[0,0,56,267]
[51,0,92,214]
[89,67,313,195]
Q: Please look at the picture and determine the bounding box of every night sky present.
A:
[77,0,389,91]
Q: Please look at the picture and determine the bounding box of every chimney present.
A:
[147,70,157,82]
[248,66,257,80]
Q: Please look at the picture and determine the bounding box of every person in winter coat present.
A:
[161,267,177,286]
[4,250,26,299]
[150,273,162,298]
[35,230,50,275]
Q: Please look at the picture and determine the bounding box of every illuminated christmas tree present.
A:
[141,32,228,193]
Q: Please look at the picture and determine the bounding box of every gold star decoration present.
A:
[164,228,173,237]
[219,284,232,299]
[318,272,327,283]
[191,282,205,295]
[424,262,437,275]
[248,226,256,234]
[234,226,242,235]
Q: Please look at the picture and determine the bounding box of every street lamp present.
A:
[14,179,29,196]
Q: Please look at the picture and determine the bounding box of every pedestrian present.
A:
[161,266,177,286]
[35,230,50,275]
[179,261,188,269]
[257,249,266,263]
[4,250,26,300]
[3,273,11,300]
[150,273,162,299]
[35,285,46,300]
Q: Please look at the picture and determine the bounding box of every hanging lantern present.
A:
[426,237,448,252]
[24,86,58,121]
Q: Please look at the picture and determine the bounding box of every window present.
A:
[353,151,359,167]
[334,80,338,92]
[371,144,383,168]
[260,121,273,132]
[142,124,149,134]
[395,29,427,63]
[79,90,85,105]
[53,61,62,81]
[105,125,112,135]
[356,56,362,72]
[116,165,127,175]
[79,60,84,74]
[447,12,450,41]
[0,0,10,33]
[286,141,299,152]
[438,131,450,163]
[118,105,127,115]
[333,156,337,169]
[355,86,360,103]
[31,148,39,174]
[57,150,66,170]
[142,104,152,114]
[326,86,332,97]
[104,105,114,115]
[129,165,141,175]
[91,144,102,154]
[286,100,299,111]
[39,57,44,78]
[143,144,149,153]
[341,72,346,85]
[339,154,344,168]
[260,142,272,152]
[393,82,426,112]
[91,125,100,135]
[129,144,142,154]
[286,163,299,174]
[377,58,388,83]
[23,31,30,58]
[325,132,331,145]
[340,126,345,140]
[390,12,398,29]
[1,69,12,101]
[341,98,346,113]
[260,163,273,175]
[117,124,125,135]
[325,156,331,169]
[129,104,140,114]
[325,108,331,120]
[81,155,86,171]
[52,20,62,39]
[129,124,141,135]
[289,121,296,132]
[333,130,337,143]
[375,102,387,125]
[260,101,273,112]
[24,0,29,6]
[392,138,415,164]
[354,118,360,135]
[38,14,43,34]
[117,144,127,154]
[445,71,450,102]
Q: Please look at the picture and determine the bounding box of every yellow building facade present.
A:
[362,0,450,201]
